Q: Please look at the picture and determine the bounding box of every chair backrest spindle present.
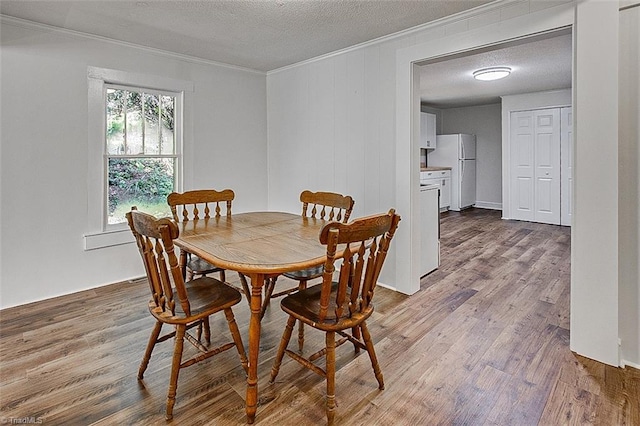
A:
[127,208,192,318]
[299,190,354,224]
[316,209,400,323]
[168,189,234,223]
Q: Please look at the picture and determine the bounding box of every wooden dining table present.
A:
[174,211,329,424]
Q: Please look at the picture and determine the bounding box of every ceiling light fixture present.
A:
[473,67,512,81]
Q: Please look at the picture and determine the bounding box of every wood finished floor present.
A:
[1,208,638,425]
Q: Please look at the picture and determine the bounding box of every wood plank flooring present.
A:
[1,208,638,425]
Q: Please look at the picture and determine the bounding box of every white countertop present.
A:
[421,166,452,171]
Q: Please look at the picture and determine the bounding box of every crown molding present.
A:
[0,14,266,76]
[267,0,530,75]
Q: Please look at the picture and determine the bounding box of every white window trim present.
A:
[85,66,194,250]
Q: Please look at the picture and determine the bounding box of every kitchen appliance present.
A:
[419,182,439,276]
[427,134,476,211]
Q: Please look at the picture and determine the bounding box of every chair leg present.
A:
[166,324,186,420]
[352,326,361,353]
[326,331,337,426]
[179,250,188,282]
[224,308,249,374]
[270,315,296,383]
[195,318,210,344]
[360,321,384,390]
[297,279,307,352]
[238,273,252,308]
[138,321,163,379]
[219,269,226,283]
[203,317,211,344]
[261,277,277,320]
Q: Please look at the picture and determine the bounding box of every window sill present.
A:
[84,228,134,250]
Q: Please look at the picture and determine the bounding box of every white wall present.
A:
[267,33,407,288]
[500,89,572,219]
[618,3,640,369]
[0,19,268,308]
[440,103,503,210]
[569,0,619,366]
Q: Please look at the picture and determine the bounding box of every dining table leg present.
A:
[246,272,264,424]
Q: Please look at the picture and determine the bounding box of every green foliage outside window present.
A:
[108,158,175,215]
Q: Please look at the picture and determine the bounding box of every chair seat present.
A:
[187,256,223,275]
[283,264,324,280]
[280,282,373,331]
[150,277,242,323]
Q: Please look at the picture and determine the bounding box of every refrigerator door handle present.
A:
[460,140,465,160]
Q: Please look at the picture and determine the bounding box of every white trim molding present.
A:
[474,201,502,211]
[84,229,134,251]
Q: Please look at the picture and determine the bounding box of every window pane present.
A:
[107,157,175,225]
[106,89,125,154]
[160,95,175,154]
[126,91,143,154]
[143,93,160,155]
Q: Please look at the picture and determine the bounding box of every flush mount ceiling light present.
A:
[473,67,512,81]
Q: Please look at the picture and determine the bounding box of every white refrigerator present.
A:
[427,134,476,211]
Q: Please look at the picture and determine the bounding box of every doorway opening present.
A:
[395,23,575,297]
[416,28,572,224]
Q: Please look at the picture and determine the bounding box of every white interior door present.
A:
[560,107,573,226]
[510,109,561,225]
[510,111,536,221]
[533,109,561,225]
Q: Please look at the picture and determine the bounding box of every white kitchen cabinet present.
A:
[419,184,439,276]
[420,169,451,211]
[440,175,451,210]
[420,112,437,149]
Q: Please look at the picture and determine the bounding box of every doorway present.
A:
[393,11,576,297]
[417,30,572,224]
[395,0,623,370]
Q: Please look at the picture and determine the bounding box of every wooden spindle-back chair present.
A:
[269,209,400,425]
[261,190,355,349]
[167,189,234,281]
[299,190,355,223]
[126,208,248,420]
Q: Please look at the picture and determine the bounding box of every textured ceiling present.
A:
[419,31,573,108]
[0,0,494,72]
[1,1,572,108]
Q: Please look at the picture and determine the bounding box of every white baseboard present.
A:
[473,201,502,210]
[376,281,396,292]
[621,358,640,370]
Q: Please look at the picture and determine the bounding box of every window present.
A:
[85,67,192,250]
[105,85,180,226]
